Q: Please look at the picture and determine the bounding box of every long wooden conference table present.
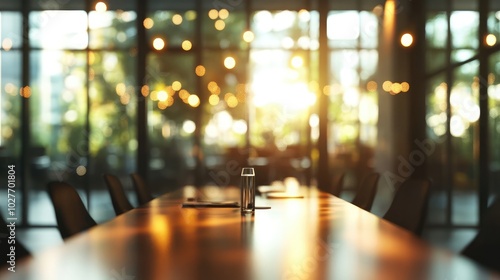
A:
[2,185,499,280]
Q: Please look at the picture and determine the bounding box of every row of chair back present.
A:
[331,172,500,273]
[47,173,153,240]
[328,172,431,237]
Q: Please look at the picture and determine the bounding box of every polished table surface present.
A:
[2,186,499,280]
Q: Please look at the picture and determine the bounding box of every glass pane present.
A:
[359,11,378,49]
[0,12,22,49]
[450,11,479,49]
[426,50,447,73]
[359,49,378,81]
[202,10,245,49]
[426,74,448,225]
[88,50,137,220]
[328,11,359,48]
[452,49,476,64]
[30,11,88,49]
[451,60,479,226]
[248,49,313,183]
[146,52,197,192]
[488,12,500,44]
[0,50,22,221]
[251,10,318,50]
[89,11,137,49]
[146,11,196,49]
[488,53,500,197]
[426,12,447,49]
[29,50,88,225]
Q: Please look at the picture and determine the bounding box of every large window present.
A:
[327,10,380,187]
[1,1,383,226]
[425,4,482,226]
[0,12,23,221]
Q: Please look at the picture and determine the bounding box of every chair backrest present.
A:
[461,197,500,272]
[328,172,346,197]
[103,174,134,215]
[130,172,153,205]
[382,178,431,236]
[47,181,97,240]
[351,172,380,211]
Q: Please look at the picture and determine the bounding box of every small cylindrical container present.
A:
[240,167,255,214]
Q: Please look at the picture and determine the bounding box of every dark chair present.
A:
[382,178,431,236]
[130,172,154,205]
[351,172,380,211]
[461,197,500,272]
[328,172,346,197]
[103,174,134,216]
[47,181,97,240]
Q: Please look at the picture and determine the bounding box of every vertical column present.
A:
[20,0,30,226]
[317,0,330,189]
[194,0,205,187]
[136,0,148,180]
[478,0,489,227]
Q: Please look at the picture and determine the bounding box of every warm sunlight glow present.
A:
[291,56,304,68]
[143,18,154,29]
[182,40,192,51]
[401,33,413,47]
[95,2,107,12]
[153,37,166,50]
[224,56,236,69]
[252,82,315,110]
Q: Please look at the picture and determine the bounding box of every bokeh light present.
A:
[195,65,206,76]
[224,56,236,69]
[152,37,166,50]
[486,34,497,46]
[182,40,192,51]
[95,2,107,12]
[172,14,183,25]
[401,33,413,47]
[219,9,229,19]
[243,31,255,43]
[143,18,154,29]
[215,19,225,30]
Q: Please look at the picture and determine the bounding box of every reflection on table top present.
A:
[2,186,499,280]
